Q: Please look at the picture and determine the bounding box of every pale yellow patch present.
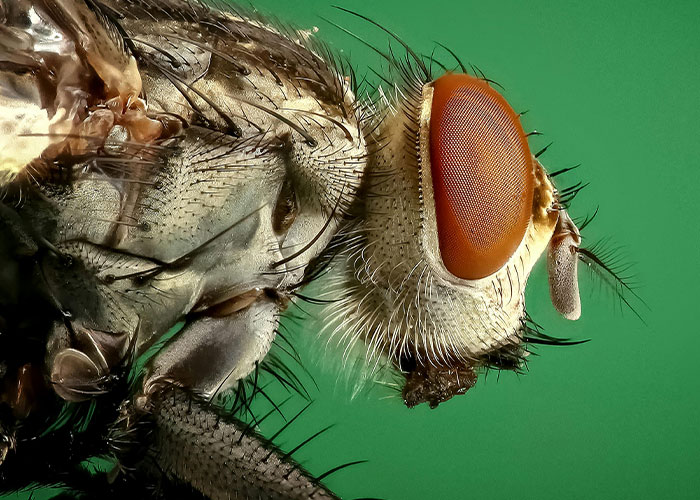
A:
[0,82,51,185]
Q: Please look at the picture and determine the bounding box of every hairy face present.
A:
[321,65,588,406]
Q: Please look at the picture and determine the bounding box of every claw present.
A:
[51,348,106,402]
[48,325,131,402]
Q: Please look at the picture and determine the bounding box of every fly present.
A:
[0,1,638,498]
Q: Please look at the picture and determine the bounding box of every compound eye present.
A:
[429,73,534,280]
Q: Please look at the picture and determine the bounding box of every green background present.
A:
[6,1,699,499]
[251,1,700,498]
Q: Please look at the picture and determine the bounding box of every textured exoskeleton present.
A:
[0,0,629,498]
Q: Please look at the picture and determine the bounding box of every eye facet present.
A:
[429,73,534,280]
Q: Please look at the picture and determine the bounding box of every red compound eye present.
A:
[429,73,534,280]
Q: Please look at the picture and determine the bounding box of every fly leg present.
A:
[110,296,342,499]
[144,294,278,399]
[108,382,340,500]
